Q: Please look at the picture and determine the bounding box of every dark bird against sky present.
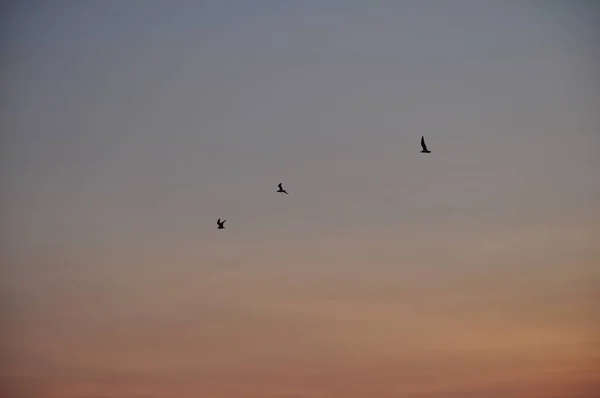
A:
[420,136,431,154]
[277,183,289,195]
[217,218,226,229]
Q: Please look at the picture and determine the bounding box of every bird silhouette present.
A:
[217,218,226,229]
[420,136,431,153]
[277,183,289,195]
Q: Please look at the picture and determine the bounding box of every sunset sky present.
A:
[1,1,599,397]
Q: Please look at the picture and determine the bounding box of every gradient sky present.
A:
[1,1,599,397]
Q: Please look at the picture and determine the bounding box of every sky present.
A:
[1,1,599,397]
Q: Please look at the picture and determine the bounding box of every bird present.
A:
[217,218,226,229]
[420,136,431,153]
[277,183,289,195]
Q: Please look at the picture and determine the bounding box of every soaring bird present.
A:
[420,136,431,153]
[277,183,289,195]
[217,218,226,229]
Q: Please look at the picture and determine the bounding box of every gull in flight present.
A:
[277,183,289,195]
[217,218,226,229]
[420,136,431,153]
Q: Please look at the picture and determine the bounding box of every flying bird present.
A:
[277,183,289,195]
[420,136,431,153]
[217,218,226,229]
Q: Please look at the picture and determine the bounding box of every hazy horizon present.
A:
[1,1,598,397]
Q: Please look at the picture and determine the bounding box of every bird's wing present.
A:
[421,136,428,150]
[222,220,226,224]
[278,183,283,189]
[217,218,221,223]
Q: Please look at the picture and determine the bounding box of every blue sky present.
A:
[1,2,598,397]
